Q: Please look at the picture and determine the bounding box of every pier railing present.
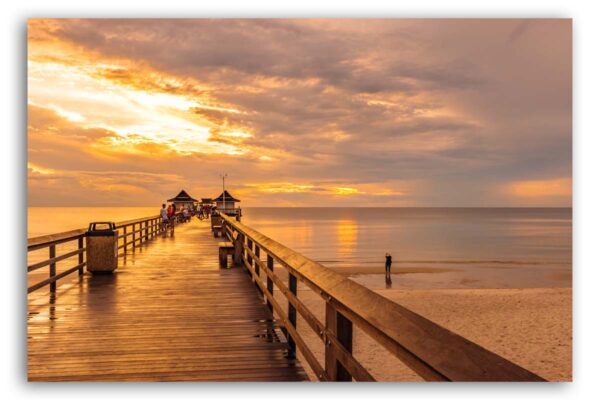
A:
[219,212,546,382]
[27,214,166,294]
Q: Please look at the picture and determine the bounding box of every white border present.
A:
[3,1,597,399]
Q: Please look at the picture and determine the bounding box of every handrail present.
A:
[27,213,171,294]
[219,212,546,382]
[28,228,87,251]
[28,214,162,250]
[115,215,160,228]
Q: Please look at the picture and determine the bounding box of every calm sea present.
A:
[27,207,572,289]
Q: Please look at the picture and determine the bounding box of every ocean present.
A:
[27,207,572,289]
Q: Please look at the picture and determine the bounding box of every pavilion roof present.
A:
[167,189,198,202]
[212,190,240,202]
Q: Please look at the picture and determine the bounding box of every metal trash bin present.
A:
[85,222,118,274]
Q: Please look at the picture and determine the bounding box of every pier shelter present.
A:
[213,190,241,216]
[167,189,198,210]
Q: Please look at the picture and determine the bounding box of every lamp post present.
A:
[220,173,227,210]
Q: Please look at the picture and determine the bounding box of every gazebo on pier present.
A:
[168,190,198,210]
[213,190,241,217]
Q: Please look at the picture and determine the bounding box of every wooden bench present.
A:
[212,225,223,238]
[218,241,234,268]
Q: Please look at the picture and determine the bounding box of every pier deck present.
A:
[27,220,307,381]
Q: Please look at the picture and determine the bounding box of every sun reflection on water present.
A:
[335,219,358,257]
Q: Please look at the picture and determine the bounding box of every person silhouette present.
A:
[385,253,392,277]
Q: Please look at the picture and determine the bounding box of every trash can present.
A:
[85,222,118,274]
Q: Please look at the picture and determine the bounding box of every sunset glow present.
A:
[28,19,571,206]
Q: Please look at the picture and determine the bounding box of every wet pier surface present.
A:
[27,219,307,381]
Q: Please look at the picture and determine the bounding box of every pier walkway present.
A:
[28,220,307,381]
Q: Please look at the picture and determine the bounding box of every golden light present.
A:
[28,162,55,175]
[506,178,572,198]
[244,182,315,193]
[332,187,362,195]
[336,219,358,256]
[28,39,251,158]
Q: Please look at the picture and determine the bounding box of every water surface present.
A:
[28,207,572,289]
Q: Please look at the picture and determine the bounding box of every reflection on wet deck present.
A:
[27,220,307,381]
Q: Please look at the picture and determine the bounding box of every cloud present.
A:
[28,162,186,206]
[27,19,572,206]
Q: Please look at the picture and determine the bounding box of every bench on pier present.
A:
[218,241,234,268]
[212,225,223,238]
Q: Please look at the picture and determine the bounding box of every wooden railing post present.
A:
[78,236,84,276]
[253,245,261,291]
[145,220,149,242]
[123,225,127,254]
[254,245,261,281]
[234,232,244,267]
[325,304,353,381]
[246,239,253,277]
[266,255,274,312]
[287,273,297,359]
[49,244,56,292]
[132,223,136,250]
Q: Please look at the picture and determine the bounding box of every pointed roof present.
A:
[213,190,240,203]
[167,189,198,202]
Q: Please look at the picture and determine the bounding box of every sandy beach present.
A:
[287,285,572,382]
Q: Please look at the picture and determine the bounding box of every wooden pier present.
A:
[27,213,546,382]
[28,218,307,381]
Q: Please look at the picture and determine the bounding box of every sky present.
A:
[27,19,572,207]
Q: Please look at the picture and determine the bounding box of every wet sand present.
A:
[329,266,457,275]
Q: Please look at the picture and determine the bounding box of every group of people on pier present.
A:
[160,203,193,234]
[160,202,217,235]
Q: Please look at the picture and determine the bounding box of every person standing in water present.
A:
[385,253,392,276]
